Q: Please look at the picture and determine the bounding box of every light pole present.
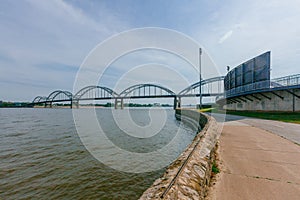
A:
[199,48,202,109]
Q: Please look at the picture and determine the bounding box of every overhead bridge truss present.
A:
[31,76,225,109]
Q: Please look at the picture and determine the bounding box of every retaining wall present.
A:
[139,109,219,200]
[224,89,300,112]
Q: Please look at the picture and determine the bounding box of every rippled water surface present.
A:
[0,108,195,199]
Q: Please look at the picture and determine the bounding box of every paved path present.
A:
[207,114,300,200]
[212,113,300,145]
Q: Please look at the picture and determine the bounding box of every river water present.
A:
[0,108,196,199]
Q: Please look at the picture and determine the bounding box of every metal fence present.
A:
[271,74,300,88]
[222,74,300,99]
[225,80,270,98]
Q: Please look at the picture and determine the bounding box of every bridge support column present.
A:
[73,101,79,109]
[114,99,118,109]
[121,98,124,109]
[173,97,181,110]
[173,98,177,110]
[44,102,52,108]
[114,99,124,109]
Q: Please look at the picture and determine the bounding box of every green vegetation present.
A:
[125,103,172,107]
[197,104,217,112]
[212,161,220,174]
[225,110,300,124]
[201,108,300,124]
[199,107,215,112]
[0,101,31,108]
[39,102,172,108]
[98,103,172,107]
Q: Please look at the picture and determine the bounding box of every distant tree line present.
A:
[0,101,32,108]
[0,101,172,108]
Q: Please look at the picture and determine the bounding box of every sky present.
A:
[1,0,300,101]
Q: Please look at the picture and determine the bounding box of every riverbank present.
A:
[140,109,220,199]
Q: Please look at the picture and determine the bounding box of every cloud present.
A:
[0,0,129,100]
[1,0,300,101]
[35,62,79,72]
[218,30,233,44]
[192,0,300,78]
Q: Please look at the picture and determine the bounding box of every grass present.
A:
[202,108,300,124]
[198,107,215,112]
[225,110,300,124]
[212,161,220,174]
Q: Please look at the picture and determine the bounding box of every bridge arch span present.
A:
[72,86,119,108]
[32,96,47,104]
[73,86,118,100]
[178,76,225,96]
[46,90,73,102]
[44,90,73,108]
[119,83,176,98]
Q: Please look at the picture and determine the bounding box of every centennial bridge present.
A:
[31,73,300,111]
[31,76,225,109]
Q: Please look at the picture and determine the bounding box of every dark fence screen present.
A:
[224,51,271,97]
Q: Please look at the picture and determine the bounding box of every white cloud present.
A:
[218,30,233,44]
[1,0,300,101]
[193,0,300,77]
[0,0,129,100]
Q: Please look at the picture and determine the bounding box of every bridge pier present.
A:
[114,99,117,109]
[44,102,52,108]
[173,97,181,110]
[72,100,79,109]
[121,98,124,109]
[173,98,176,110]
[114,98,124,109]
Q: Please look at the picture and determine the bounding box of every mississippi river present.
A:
[0,108,196,199]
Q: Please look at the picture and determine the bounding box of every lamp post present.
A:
[199,48,202,109]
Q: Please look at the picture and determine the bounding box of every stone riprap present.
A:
[139,109,220,200]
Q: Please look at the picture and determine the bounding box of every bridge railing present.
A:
[271,74,300,88]
[225,80,271,98]
[223,74,300,99]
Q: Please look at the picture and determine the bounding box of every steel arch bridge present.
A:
[44,90,73,108]
[32,96,48,104]
[119,84,176,98]
[31,76,225,109]
[72,86,119,108]
[178,76,225,97]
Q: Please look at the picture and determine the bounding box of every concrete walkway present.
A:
[208,119,300,200]
[212,113,300,145]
